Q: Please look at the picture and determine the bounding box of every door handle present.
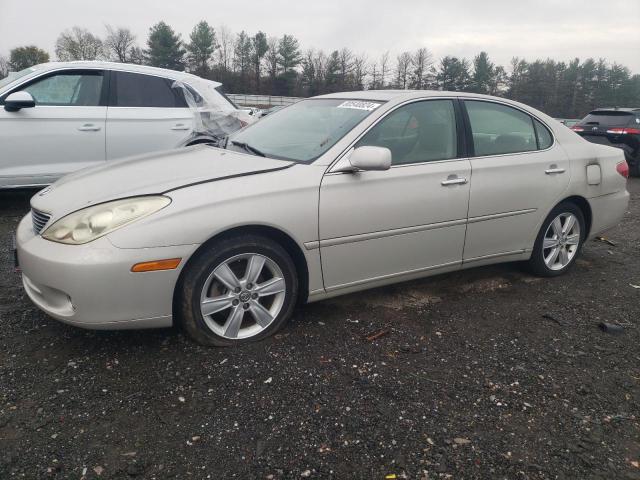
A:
[171,123,190,131]
[441,176,468,186]
[77,124,101,132]
[545,167,566,174]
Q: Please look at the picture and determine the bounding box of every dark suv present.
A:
[572,108,640,176]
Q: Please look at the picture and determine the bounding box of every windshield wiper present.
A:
[230,140,266,157]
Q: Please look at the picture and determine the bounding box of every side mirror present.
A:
[4,91,36,112]
[348,146,392,172]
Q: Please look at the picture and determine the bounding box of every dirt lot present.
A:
[1,180,639,480]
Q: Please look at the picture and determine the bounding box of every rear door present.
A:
[461,99,570,262]
[0,69,106,187]
[106,71,195,160]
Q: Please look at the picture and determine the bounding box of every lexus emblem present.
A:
[592,127,598,131]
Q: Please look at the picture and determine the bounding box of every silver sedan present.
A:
[16,91,629,346]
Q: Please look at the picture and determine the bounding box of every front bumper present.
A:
[16,213,198,330]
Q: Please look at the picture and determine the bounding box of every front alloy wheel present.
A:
[179,235,298,346]
[200,253,286,340]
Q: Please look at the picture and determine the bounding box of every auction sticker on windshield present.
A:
[337,100,382,111]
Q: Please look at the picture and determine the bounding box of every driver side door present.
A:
[0,69,107,188]
[319,99,471,293]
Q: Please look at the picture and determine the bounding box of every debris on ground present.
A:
[599,322,625,335]
[596,236,617,246]
[365,329,390,341]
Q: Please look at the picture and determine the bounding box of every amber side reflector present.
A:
[131,258,181,273]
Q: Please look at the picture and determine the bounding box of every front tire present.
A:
[178,235,298,346]
[528,202,585,277]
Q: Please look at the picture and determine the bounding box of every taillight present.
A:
[606,127,640,135]
[616,161,629,178]
[571,126,585,132]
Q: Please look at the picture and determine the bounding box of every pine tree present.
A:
[471,52,494,94]
[145,22,185,71]
[186,21,217,76]
[251,32,268,93]
[277,35,302,72]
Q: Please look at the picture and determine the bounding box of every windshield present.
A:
[0,66,39,90]
[227,98,384,162]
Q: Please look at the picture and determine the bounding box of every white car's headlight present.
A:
[42,196,171,245]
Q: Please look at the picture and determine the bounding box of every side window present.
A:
[534,119,553,149]
[113,72,187,108]
[356,100,458,165]
[23,72,103,106]
[465,101,537,156]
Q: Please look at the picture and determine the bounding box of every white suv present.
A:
[0,61,251,189]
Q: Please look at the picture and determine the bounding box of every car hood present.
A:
[30,145,293,217]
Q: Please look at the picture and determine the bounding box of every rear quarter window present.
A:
[113,71,188,108]
[534,119,553,149]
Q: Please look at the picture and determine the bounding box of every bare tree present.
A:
[104,25,136,62]
[265,36,279,80]
[370,63,379,90]
[379,51,390,88]
[55,27,104,61]
[129,46,144,65]
[216,25,233,72]
[395,51,412,89]
[313,49,328,86]
[352,53,368,90]
[338,48,353,90]
[0,55,9,79]
[410,47,433,89]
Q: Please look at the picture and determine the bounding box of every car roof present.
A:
[313,89,517,102]
[32,61,211,84]
[589,107,640,113]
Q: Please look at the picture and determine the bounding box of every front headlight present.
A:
[42,196,171,245]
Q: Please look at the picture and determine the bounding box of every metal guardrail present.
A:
[228,94,302,108]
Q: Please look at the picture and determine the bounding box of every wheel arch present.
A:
[172,224,310,325]
[184,136,218,147]
[558,195,592,238]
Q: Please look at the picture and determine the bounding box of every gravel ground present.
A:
[1,181,639,480]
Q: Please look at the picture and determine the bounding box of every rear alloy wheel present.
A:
[179,235,298,346]
[528,202,585,277]
[542,213,581,270]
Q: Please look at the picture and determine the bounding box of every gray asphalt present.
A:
[1,180,639,479]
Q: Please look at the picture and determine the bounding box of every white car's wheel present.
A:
[528,202,585,277]
[178,235,298,346]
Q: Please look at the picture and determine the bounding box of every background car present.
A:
[260,105,284,117]
[571,108,640,176]
[239,106,263,117]
[556,118,580,127]
[0,61,253,189]
[16,91,629,346]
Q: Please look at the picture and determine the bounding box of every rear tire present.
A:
[528,202,585,277]
[178,235,298,346]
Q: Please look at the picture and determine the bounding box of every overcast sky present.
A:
[1,0,639,72]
